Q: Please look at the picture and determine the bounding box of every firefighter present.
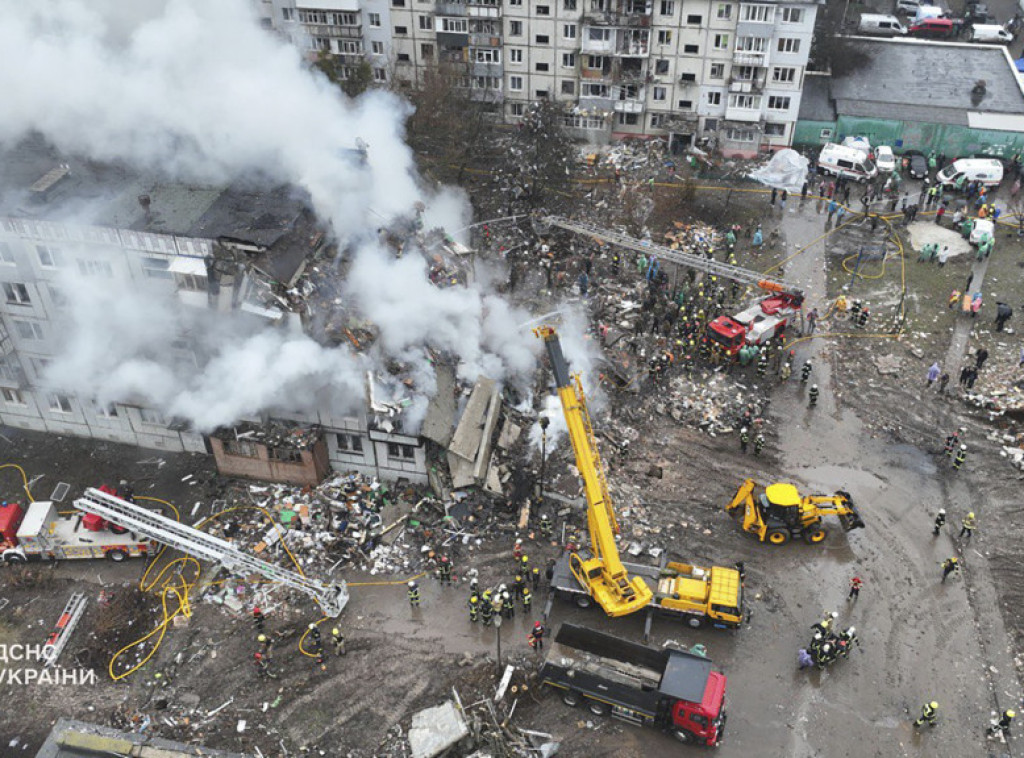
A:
[531,566,541,588]
[408,580,421,607]
[491,589,504,619]
[914,701,939,728]
[941,557,959,583]
[953,444,967,471]
[611,253,621,275]
[959,512,976,541]
[780,357,792,381]
[330,627,346,656]
[256,633,273,658]
[987,709,1016,737]
[809,632,825,658]
[468,592,480,623]
[308,623,322,644]
[816,642,836,669]
[513,538,524,561]
[522,586,533,612]
[808,384,820,407]
[754,433,766,456]
[253,606,266,631]
[812,611,839,636]
[756,349,768,377]
[520,554,530,575]
[481,592,494,626]
[943,428,962,456]
[801,359,812,383]
[502,585,515,620]
[529,621,546,651]
[513,574,525,597]
[739,426,750,453]
[438,555,453,584]
[933,508,946,536]
[253,651,276,680]
[539,512,553,539]
[857,307,870,329]
[850,299,862,322]
[837,626,858,658]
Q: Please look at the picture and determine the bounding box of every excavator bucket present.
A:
[834,490,865,531]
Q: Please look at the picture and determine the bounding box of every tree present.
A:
[313,52,373,99]
[808,2,868,76]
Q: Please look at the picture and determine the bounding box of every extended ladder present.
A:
[43,591,87,667]
[74,488,348,617]
[542,216,803,296]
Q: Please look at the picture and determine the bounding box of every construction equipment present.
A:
[72,487,349,617]
[542,216,805,355]
[42,592,88,667]
[535,326,743,633]
[725,479,865,545]
[539,623,727,747]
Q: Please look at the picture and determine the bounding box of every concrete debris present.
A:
[408,701,469,758]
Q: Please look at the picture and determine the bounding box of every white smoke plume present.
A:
[0,0,546,432]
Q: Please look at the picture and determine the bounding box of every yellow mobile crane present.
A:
[535,326,743,636]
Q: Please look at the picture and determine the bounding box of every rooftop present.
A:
[0,134,310,250]
[35,718,250,758]
[828,38,1024,126]
[797,73,836,122]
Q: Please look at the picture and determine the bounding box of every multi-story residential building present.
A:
[259,0,822,155]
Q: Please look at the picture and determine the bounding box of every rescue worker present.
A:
[941,557,960,583]
[502,585,515,620]
[531,567,541,588]
[953,444,967,471]
[914,701,939,728]
[812,611,839,637]
[254,651,276,679]
[780,357,792,381]
[481,591,494,626]
[513,574,526,599]
[520,554,530,575]
[739,427,750,453]
[491,588,504,619]
[959,512,976,541]
[801,359,812,383]
[468,592,480,623]
[308,623,322,644]
[529,621,546,651]
[512,538,524,561]
[816,642,836,669]
[539,512,553,539]
[837,627,858,658]
[253,606,266,631]
[257,633,273,658]
[438,555,453,584]
[933,509,946,536]
[408,580,421,607]
[809,632,825,659]
[848,576,863,601]
[330,627,346,656]
[987,709,1016,737]
[809,384,820,407]
[944,428,963,456]
[754,433,766,456]
[611,253,621,275]
[756,349,768,377]
[522,586,533,612]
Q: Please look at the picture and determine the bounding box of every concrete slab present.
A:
[407,700,469,758]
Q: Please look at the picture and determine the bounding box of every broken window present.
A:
[139,408,166,425]
[387,443,416,460]
[95,403,118,418]
[0,242,15,264]
[13,319,43,340]
[269,447,303,463]
[36,245,61,268]
[336,433,364,453]
[78,259,114,278]
[47,393,72,413]
[224,439,258,457]
[2,388,24,405]
[3,282,30,305]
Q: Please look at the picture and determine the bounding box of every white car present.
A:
[896,0,921,13]
[970,218,995,245]
[875,145,896,173]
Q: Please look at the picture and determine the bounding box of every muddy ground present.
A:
[3,175,1024,758]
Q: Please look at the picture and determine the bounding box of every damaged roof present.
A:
[36,718,251,758]
[0,133,310,250]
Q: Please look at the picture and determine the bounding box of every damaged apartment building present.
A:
[0,136,511,490]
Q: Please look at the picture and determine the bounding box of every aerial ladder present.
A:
[74,488,349,617]
[541,215,802,297]
[533,325,653,617]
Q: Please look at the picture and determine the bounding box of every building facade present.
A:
[259,0,822,155]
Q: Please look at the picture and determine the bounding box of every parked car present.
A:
[902,150,929,179]
[909,17,954,37]
[875,146,897,173]
[896,0,922,13]
[859,13,908,35]
[969,23,1012,42]
[970,218,995,245]
[966,4,991,22]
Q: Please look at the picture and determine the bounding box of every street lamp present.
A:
[538,415,550,506]
[494,614,503,676]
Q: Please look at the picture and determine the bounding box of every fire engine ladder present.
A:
[541,216,802,296]
[42,591,87,667]
[73,488,349,618]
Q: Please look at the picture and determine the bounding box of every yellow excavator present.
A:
[534,326,743,631]
[726,479,865,545]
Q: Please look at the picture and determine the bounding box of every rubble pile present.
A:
[655,373,763,435]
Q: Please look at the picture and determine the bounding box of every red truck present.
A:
[539,623,727,746]
[708,290,803,356]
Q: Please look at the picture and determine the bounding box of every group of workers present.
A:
[798,611,858,671]
[249,605,346,679]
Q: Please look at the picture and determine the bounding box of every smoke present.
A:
[0,0,543,432]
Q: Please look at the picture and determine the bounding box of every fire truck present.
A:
[542,216,805,355]
[0,498,150,563]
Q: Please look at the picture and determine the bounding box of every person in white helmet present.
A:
[933,508,946,536]
[407,580,421,607]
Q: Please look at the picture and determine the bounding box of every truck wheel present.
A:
[672,729,696,744]
[106,549,129,562]
[587,699,609,717]
[805,527,827,544]
[4,553,26,564]
[767,529,790,545]
[109,525,129,535]
[562,690,581,707]
[686,615,705,629]
[574,594,593,609]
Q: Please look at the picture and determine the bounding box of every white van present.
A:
[914,4,946,22]
[858,14,908,35]
[969,24,1013,43]
[936,158,1004,188]
[818,143,878,182]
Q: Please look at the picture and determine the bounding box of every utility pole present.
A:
[539,415,550,506]
[494,615,503,676]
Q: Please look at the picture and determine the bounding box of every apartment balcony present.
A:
[581,67,611,80]
[436,2,468,15]
[469,32,502,46]
[724,105,763,122]
[615,34,650,57]
[579,95,614,112]
[728,74,766,93]
[736,20,777,38]
[471,61,503,77]
[581,37,616,55]
[304,23,362,38]
[613,99,644,114]
[466,4,500,17]
[733,50,769,67]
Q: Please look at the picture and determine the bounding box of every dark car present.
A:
[966,4,991,22]
[902,151,928,180]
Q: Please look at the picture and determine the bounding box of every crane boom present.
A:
[542,215,802,296]
[534,326,653,617]
[75,488,349,617]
